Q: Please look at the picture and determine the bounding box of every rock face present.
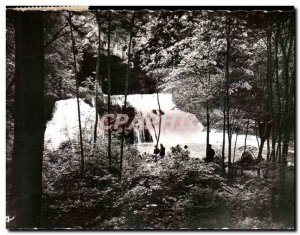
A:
[44,98,102,150]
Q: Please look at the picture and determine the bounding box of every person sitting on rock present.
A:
[205,144,215,163]
[171,144,182,154]
[160,144,165,158]
[182,145,190,159]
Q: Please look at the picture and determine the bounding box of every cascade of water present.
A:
[44,94,263,159]
[44,98,102,150]
[113,93,204,145]
[112,93,263,158]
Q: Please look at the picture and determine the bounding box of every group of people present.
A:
[153,143,216,163]
[170,144,189,155]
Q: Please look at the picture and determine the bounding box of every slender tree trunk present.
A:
[244,118,249,152]
[93,12,101,146]
[221,100,226,174]
[94,84,99,144]
[120,12,135,178]
[266,28,276,162]
[156,89,162,147]
[107,11,112,168]
[258,137,266,159]
[11,11,45,228]
[273,25,280,162]
[276,138,282,162]
[206,102,210,157]
[206,36,211,159]
[225,18,232,172]
[266,137,270,160]
[255,121,260,149]
[266,28,273,114]
[149,114,158,142]
[233,129,239,164]
[68,12,85,173]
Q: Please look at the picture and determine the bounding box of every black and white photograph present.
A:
[6,6,295,230]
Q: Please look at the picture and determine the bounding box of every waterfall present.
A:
[113,93,262,158]
[45,94,263,158]
[44,98,102,150]
[113,93,204,145]
[133,117,154,144]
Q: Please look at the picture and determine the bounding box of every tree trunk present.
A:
[266,27,276,162]
[244,118,249,152]
[221,99,226,174]
[257,137,266,159]
[225,17,232,172]
[255,121,260,148]
[233,129,239,164]
[11,11,45,228]
[267,137,270,161]
[120,12,135,178]
[273,24,281,162]
[156,89,162,147]
[93,12,101,146]
[206,102,210,157]
[94,85,99,145]
[107,11,112,168]
[206,38,211,159]
[68,12,85,173]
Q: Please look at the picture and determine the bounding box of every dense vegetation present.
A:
[40,141,294,229]
[6,8,295,229]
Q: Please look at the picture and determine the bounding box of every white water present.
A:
[113,93,204,145]
[44,94,264,160]
[44,98,102,150]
